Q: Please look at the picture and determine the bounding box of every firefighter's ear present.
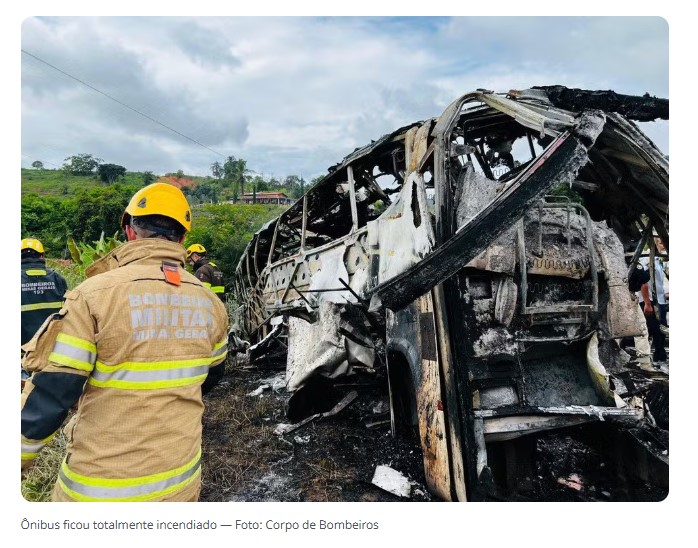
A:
[124,225,138,242]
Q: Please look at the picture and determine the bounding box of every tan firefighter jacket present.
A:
[21,239,229,502]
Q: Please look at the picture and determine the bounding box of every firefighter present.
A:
[21,183,229,502]
[21,238,68,346]
[21,238,68,388]
[186,243,226,302]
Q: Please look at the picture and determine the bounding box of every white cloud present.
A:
[21,16,669,179]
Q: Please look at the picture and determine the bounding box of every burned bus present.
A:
[233,86,669,501]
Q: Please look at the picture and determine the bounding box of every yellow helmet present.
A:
[21,238,44,254]
[121,183,192,232]
[186,243,206,259]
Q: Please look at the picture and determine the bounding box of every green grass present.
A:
[21,428,68,502]
[21,169,93,198]
[20,168,215,199]
[21,168,153,198]
[21,168,297,201]
[46,259,85,290]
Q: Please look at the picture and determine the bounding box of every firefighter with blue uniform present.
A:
[186,244,226,302]
[21,238,68,385]
[21,238,68,346]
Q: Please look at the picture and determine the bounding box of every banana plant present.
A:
[67,232,123,267]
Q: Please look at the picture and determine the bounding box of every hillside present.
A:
[21,168,209,199]
[21,165,288,273]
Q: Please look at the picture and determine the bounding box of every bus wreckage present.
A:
[233,86,669,501]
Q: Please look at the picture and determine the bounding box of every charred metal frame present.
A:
[233,86,669,502]
[517,199,599,316]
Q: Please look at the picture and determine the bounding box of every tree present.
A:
[223,156,237,190]
[185,203,288,294]
[251,175,268,192]
[142,171,155,185]
[97,163,127,185]
[309,175,324,193]
[296,177,306,199]
[284,175,306,199]
[233,158,249,197]
[63,153,103,175]
[21,193,68,256]
[188,180,221,205]
[176,169,184,179]
[31,160,44,169]
[21,185,138,258]
[63,185,139,243]
[222,156,251,197]
[210,161,223,180]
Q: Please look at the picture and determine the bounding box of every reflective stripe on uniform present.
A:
[201,281,224,294]
[88,344,228,390]
[49,334,97,372]
[212,338,228,360]
[57,449,201,502]
[90,362,209,389]
[21,434,55,460]
[26,269,47,276]
[21,301,63,312]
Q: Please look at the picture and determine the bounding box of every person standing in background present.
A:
[21,238,68,387]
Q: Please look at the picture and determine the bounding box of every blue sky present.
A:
[20,16,669,180]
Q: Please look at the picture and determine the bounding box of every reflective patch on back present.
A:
[161,261,181,286]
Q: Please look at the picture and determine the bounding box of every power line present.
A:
[22,153,61,168]
[22,49,226,159]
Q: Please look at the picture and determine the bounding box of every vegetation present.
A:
[63,232,124,282]
[67,232,122,265]
[21,168,146,198]
[21,154,309,293]
[47,259,83,290]
[96,163,127,185]
[22,177,289,295]
[22,183,139,257]
[62,153,103,175]
[549,182,583,204]
[21,427,69,502]
[186,203,287,290]
[142,171,156,185]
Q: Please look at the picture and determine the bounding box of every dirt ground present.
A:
[200,361,433,502]
[200,355,669,503]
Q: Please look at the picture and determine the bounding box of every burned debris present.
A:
[232,86,669,501]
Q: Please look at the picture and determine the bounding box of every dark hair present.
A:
[21,249,42,259]
[628,263,650,292]
[131,214,185,242]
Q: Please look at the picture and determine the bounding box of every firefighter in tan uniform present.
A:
[21,183,229,502]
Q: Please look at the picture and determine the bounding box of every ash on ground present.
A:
[201,366,432,502]
[201,360,668,502]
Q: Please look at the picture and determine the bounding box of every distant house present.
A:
[238,191,292,205]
